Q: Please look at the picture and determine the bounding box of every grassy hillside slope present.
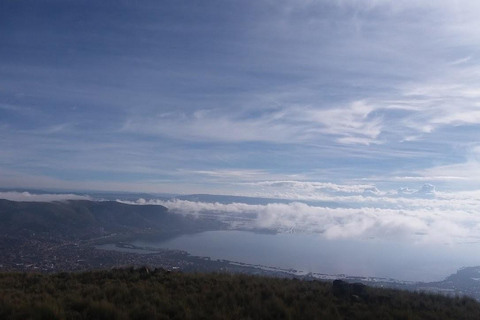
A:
[1,268,479,320]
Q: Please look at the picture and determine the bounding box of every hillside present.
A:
[1,268,479,320]
[0,199,224,236]
[412,266,480,300]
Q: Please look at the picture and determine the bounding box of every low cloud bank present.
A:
[0,191,90,202]
[119,198,480,244]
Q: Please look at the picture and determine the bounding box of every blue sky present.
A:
[2,0,480,197]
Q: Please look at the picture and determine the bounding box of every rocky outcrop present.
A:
[332,279,368,300]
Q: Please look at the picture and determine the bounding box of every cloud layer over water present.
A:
[120,182,480,244]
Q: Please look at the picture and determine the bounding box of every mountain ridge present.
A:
[0,199,223,236]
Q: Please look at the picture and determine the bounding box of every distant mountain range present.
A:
[0,188,345,207]
[174,194,343,208]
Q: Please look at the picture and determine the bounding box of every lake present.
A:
[130,230,480,282]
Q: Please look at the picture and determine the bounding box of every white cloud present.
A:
[120,57,480,149]
[4,0,480,197]
[122,198,480,244]
[112,179,480,244]
[0,191,90,202]
[450,56,472,66]
[122,111,301,143]
[411,146,480,185]
[240,180,440,201]
[298,101,383,144]
[123,101,385,146]
[245,180,378,194]
[179,169,273,180]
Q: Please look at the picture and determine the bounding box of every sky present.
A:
[3,0,480,245]
[2,0,480,199]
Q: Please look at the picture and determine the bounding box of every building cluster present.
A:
[0,229,286,277]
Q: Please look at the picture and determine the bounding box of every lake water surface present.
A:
[131,230,480,282]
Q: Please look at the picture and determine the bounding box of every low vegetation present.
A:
[1,267,479,320]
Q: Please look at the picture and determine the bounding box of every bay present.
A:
[130,230,480,282]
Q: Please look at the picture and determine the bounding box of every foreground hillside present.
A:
[1,268,479,320]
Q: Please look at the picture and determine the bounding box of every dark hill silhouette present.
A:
[0,199,224,235]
